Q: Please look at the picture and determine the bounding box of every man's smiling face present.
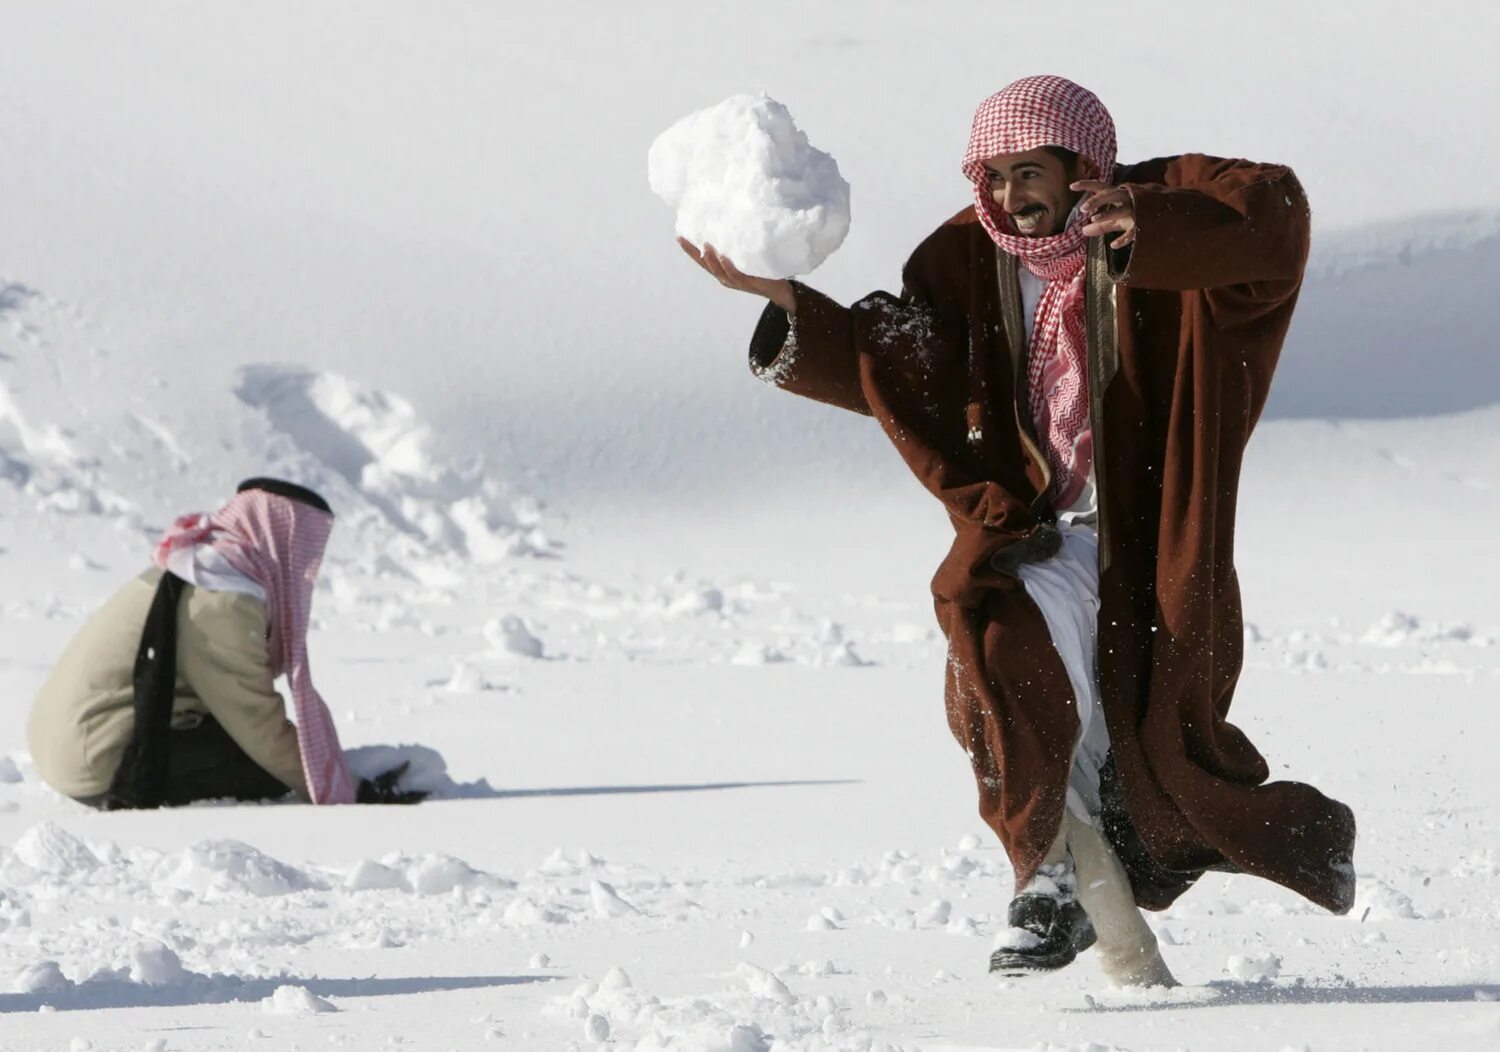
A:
[983,147,1085,237]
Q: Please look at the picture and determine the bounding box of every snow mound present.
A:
[261,984,338,1015]
[440,660,507,693]
[1311,208,1500,280]
[1225,951,1282,982]
[649,93,850,278]
[235,363,552,564]
[485,614,545,658]
[0,379,80,488]
[731,643,787,666]
[344,850,514,896]
[130,942,189,986]
[166,839,325,898]
[583,1013,611,1041]
[590,879,641,918]
[12,960,71,995]
[736,963,795,1006]
[344,858,411,893]
[410,853,511,896]
[0,285,137,519]
[11,823,101,878]
[1354,878,1419,920]
[1275,211,1500,417]
[1360,610,1490,648]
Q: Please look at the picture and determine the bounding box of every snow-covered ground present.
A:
[3,3,1499,1049]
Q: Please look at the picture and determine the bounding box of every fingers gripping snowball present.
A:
[649,93,851,278]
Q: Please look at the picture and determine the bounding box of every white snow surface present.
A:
[650,93,852,278]
[2,3,1499,1050]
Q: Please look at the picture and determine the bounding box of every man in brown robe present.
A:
[679,75,1356,987]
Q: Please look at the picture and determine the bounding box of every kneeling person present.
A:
[28,478,417,808]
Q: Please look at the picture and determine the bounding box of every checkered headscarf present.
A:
[154,489,357,804]
[960,76,1117,509]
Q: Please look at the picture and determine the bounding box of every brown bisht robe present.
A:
[747,154,1356,914]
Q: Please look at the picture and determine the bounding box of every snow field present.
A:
[3,2,1500,1049]
[3,266,1500,1047]
[2,622,1499,1048]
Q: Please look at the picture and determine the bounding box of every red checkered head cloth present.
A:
[959,76,1117,510]
[961,75,1117,267]
[154,483,357,804]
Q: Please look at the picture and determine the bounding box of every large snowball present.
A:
[649,93,851,278]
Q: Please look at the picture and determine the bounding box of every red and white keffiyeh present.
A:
[960,76,1117,509]
[154,490,357,805]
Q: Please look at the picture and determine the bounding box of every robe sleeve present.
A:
[1110,155,1310,315]
[747,282,873,416]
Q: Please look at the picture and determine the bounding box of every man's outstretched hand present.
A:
[677,238,797,314]
[356,760,428,805]
[1074,180,1136,249]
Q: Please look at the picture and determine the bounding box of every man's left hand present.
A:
[1073,180,1136,249]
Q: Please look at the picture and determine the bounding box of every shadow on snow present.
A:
[1077,980,1500,1013]
[0,972,553,1014]
[473,778,860,800]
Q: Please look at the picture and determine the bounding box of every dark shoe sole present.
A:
[988,917,1098,976]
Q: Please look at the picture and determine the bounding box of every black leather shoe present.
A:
[988,893,1097,975]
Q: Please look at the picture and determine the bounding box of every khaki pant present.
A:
[1040,811,1175,987]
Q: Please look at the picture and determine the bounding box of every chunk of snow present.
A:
[583,1014,611,1041]
[667,585,725,617]
[13,823,101,877]
[130,942,188,986]
[992,927,1044,952]
[167,839,322,898]
[600,966,633,991]
[504,896,566,926]
[1361,610,1420,646]
[410,853,510,896]
[823,640,872,667]
[1226,952,1282,982]
[731,643,786,666]
[590,880,640,918]
[344,858,411,893]
[1354,878,1419,920]
[649,93,851,278]
[485,614,544,658]
[947,915,980,937]
[261,985,337,1015]
[736,962,795,1005]
[916,899,952,926]
[12,960,70,994]
[443,661,493,692]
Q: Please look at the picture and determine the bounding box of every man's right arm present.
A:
[678,238,872,416]
[746,283,873,416]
